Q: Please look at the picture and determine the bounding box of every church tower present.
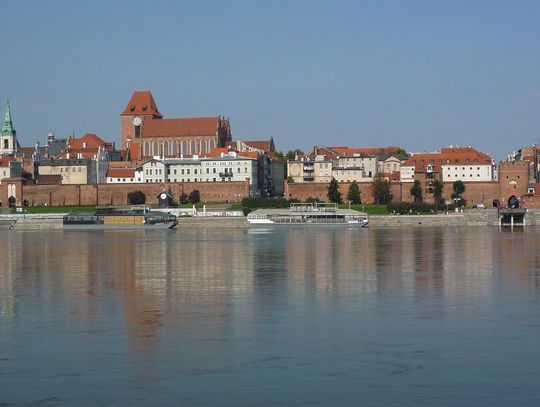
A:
[0,100,18,156]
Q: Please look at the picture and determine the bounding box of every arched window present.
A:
[209,139,216,151]
[153,141,159,156]
[172,140,178,156]
[144,141,150,157]
[3,139,8,149]
[190,139,197,155]
[181,140,188,156]
[200,139,207,154]
[163,140,169,156]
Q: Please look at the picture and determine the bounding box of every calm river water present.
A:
[1,226,540,406]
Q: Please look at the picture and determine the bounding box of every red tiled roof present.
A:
[142,117,220,138]
[200,147,259,160]
[18,146,47,158]
[0,156,16,167]
[243,140,274,152]
[107,168,135,178]
[121,91,162,118]
[402,147,492,173]
[69,133,107,149]
[329,146,402,156]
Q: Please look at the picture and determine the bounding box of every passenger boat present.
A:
[247,203,369,227]
[63,206,178,230]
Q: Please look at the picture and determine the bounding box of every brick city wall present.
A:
[284,182,401,203]
[400,181,500,206]
[11,180,249,207]
[287,180,500,206]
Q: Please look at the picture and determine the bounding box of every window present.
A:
[190,139,196,155]
[181,140,188,155]
[200,139,207,153]
[237,167,241,173]
[213,168,216,173]
[187,169,190,175]
[194,169,197,174]
[245,167,248,173]
[206,168,209,174]
[172,141,178,156]
[163,141,169,156]
[153,141,159,156]
[181,169,184,175]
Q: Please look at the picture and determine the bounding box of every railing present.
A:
[290,202,338,212]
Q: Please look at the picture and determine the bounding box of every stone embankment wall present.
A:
[370,211,499,227]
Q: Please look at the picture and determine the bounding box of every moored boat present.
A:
[63,206,178,230]
[247,203,368,227]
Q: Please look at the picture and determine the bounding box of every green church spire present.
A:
[2,99,16,136]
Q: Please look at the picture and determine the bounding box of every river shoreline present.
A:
[2,208,540,229]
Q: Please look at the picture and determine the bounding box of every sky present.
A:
[0,0,539,160]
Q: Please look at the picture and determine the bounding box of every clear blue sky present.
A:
[1,0,539,159]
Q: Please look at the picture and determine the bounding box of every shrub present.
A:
[188,190,201,204]
[387,202,438,214]
[128,190,146,205]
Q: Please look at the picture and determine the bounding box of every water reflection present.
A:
[1,227,540,405]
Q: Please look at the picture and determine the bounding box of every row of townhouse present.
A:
[287,146,407,183]
[400,147,496,199]
[107,151,260,196]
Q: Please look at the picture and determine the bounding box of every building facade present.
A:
[120,91,232,160]
[0,101,18,156]
[132,152,259,196]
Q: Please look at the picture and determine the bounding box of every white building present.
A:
[106,167,136,183]
[441,163,493,182]
[132,152,259,195]
[0,157,22,184]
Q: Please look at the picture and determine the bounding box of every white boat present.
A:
[247,203,369,227]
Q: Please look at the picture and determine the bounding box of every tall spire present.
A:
[1,99,15,136]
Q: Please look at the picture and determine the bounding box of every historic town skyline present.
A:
[1,1,539,160]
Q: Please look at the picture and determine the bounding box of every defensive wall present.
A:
[0,179,250,207]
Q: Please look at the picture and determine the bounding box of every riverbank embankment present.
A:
[2,208,540,230]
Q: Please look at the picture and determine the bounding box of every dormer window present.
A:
[142,105,148,112]
[130,105,135,112]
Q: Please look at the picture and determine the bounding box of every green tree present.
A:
[373,174,393,205]
[395,148,409,158]
[128,190,146,205]
[410,180,423,203]
[188,190,201,204]
[327,178,342,203]
[452,180,465,206]
[346,181,361,204]
[285,149,304,161]
[432,180,443,206]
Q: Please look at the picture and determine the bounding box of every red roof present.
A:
[142,117,220,138]
[329,146,401,156]
[69,133,107,149]
[0,156,16,167]
[201,147,259,160]
[402,146,492,173]
[121,91,162,118]
[243,140,274,152]
[107,168,135,178]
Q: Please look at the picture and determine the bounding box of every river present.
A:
[1,226,540,406]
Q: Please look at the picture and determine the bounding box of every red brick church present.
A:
[120,91,232,161]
